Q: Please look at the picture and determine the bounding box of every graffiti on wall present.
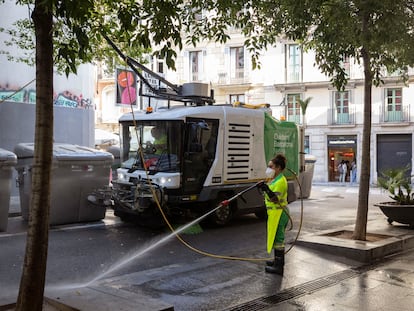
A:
[53,90,93,109]
[0,82,93,109]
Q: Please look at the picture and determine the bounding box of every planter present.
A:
[374,202,414,226]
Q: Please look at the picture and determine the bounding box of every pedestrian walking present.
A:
[338,160,347,183]
[350,159,357,183]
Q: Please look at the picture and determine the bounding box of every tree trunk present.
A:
[352,13,373,241]
[16,1,54,310]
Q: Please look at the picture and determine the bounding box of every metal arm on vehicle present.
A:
[102,33,215,107]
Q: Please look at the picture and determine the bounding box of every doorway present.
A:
[327,135,357,182]
[377,134,412,176]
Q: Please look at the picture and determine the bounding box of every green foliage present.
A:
[201,0,414,91]
[0,19,35,66]
[298,97,312,116]
[377,166,414,205]
[3,0,414,85]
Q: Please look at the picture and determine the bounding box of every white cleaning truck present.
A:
[111,104,304,227]
[101,35,304,227]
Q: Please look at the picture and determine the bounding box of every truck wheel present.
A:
[114,210,132,222]
[255,209,267,220]
[208,195,233,226]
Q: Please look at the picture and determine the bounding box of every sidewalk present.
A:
[8,195,20,217]
[2,185,414,311]
[225,184,414,311]
[227,219,414,311]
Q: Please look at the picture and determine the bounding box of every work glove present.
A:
[257,181,279,202]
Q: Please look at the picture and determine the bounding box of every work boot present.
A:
[265,249,284,275]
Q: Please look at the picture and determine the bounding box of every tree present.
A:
[199,0,414,241]
[4,1,234,309]
[6,0,414,308]
[15,1,53,309]
[298,97,312,128]
[270,0,414,241]
[4,1,189,309]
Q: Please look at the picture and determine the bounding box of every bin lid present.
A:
[305,154,317,163]
[14,143,114,162]
[0,148,17,166]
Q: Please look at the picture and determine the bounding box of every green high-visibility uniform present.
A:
[264,173,289,253]
[154,135,167,154]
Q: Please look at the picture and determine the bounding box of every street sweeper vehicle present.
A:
[111,105,304,226]
[99,34,305,227]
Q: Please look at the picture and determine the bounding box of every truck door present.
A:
[182,118,218,194]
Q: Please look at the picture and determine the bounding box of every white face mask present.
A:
[265,167,275,179]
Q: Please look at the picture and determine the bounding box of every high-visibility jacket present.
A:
[154,135,167,154]
[265,173,288,253]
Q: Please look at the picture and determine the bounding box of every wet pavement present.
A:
[2,184,414,310]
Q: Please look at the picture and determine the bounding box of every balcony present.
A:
[328,106,356,126]
[190,72,201,82]
[380,104,410,124]
[217,69,250,85]
[287,114,302,124]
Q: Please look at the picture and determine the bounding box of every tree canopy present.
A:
[4,0,414,309]
[4,0,414,81]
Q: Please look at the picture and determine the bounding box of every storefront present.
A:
[377,134,412,176]
[327,135,357,182]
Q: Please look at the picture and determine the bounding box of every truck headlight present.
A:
[159,176,171,185]
[152,174,180,188]
[117,172,128,182]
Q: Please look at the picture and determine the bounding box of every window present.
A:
[157,61,164,74]
[230,94,245,104]
[341,55,350,78]
[287,93,301,123]
[189,51,203,82]
[286,44,302,83]
[230,46,244,79]
[334,91,350,124]
[385,88,403,122]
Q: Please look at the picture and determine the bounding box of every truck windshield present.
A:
[120,120,182,173]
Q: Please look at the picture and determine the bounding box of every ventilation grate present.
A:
[224,123,252,180]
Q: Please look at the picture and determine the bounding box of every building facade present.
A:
[96,29,414,184]
[170,31,414,184]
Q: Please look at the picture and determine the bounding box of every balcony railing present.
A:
[328,106,356,126]
[287,71,301,83]
[217,70,250,85]
[380,104,410,123]
[287,114,301,124]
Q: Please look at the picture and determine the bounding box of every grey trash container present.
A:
[0,148,17,231]
[299,154,317,199]
[106,145,120,181]
[14,143,113,226]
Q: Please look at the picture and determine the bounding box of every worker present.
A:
[151,126,167,154]
[261,153,289,275]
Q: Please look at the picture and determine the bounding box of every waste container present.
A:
[15,143,113,225]
[299,154,317,199]
[106,145,120,181]
[0,148,17,231]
